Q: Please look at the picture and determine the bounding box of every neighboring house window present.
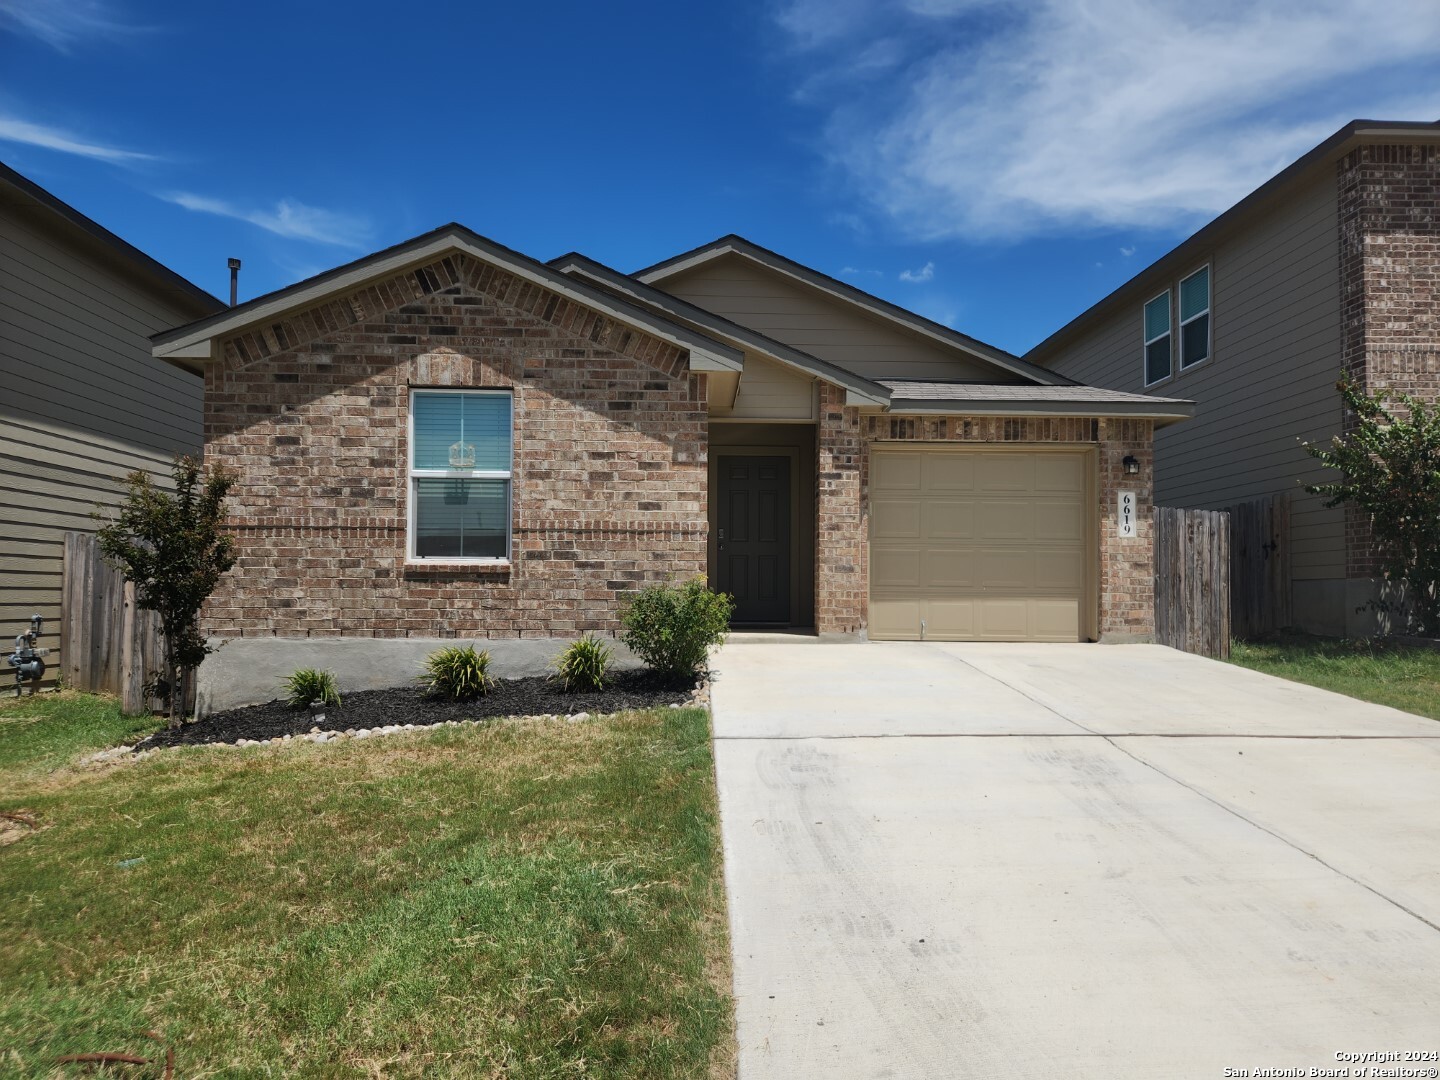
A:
[408,390,512,561]
[1179,265,1211,368]
[1144,291,1172,385]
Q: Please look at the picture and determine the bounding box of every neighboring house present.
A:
[151,226,1190,703]
[1027,119,1440,637]
[0,162,224,683]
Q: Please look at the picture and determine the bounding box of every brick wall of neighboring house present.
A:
[203,254,708,639]
[831,411,1157,641]
[1337,141,1440,578]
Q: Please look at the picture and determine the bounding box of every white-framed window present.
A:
[1143,290,1172,386]
[408,389,513,562]
[1179,264,1211,369]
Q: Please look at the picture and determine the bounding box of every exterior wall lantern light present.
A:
[1122,455,1140,475]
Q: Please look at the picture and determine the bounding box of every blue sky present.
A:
[3,0,1438,355]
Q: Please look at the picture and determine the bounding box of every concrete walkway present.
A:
[711,641,1440,1079]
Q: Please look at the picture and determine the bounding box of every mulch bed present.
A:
[135,669,700,749]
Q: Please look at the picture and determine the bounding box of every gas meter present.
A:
[7,615,48,696]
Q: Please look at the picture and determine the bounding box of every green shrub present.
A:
[421,644,494,700]
[552,634,613,692]
[621,577,734,678]
[282,668,341,709]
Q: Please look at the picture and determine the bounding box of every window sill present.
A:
[402,560,512,576]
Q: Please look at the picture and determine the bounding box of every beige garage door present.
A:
[869,448,1091,642]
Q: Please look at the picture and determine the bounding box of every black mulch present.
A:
[135,668,700,749]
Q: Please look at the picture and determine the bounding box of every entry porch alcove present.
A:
[707,421,818,631]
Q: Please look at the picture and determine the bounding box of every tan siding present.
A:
[1045,177,1344,580]
[659,254,1016,382]
[1,205,206,668]
[719,352,816,419]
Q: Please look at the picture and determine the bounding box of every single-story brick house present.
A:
[150,227,1191,703]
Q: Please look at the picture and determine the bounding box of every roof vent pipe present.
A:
[227,257,241,306]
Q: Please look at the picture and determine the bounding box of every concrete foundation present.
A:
[195,635,643,716]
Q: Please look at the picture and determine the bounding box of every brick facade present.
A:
[1337,142,1440,577]
[204,253,708,639]
[815,383,867,635]
[201,245,1160,646]
[814,409,1157,641]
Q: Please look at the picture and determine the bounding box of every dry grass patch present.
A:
[0,696,733,1078]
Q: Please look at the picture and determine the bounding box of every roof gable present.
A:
[152,224,742,375]
[635,235,1068,386]
[549,252,890,405]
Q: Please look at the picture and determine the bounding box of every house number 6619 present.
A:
[1117,490,1137,538]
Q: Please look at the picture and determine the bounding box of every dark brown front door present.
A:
[717,456,791,625]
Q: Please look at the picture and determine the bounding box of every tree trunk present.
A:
[164,634,179,729]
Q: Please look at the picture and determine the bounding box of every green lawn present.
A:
[1229,633,1440,720]
[0,694,733,1078]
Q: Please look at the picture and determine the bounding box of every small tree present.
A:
[95,457,236,726]
[1304,376,1440,635]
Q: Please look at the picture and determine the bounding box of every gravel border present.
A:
[117,669,708,754]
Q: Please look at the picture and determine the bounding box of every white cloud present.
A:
[899,260,935,282]
[0,0,143,51]
[840,265,883,277]
[0,114,154,162]
[776,0,1440,240]
[1120,246,1136,257]
[162,192,371,248]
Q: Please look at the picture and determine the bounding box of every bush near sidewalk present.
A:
[622,578,734,679]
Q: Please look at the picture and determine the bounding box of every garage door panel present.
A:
[1035,453,1086,492]
[1033,498,1085,539]
[923,453,976,491]
[923,546,976,588]
[978,549,1032,589]
[872,498,922,539]
[1035,549,1084,590]
[977,500,1032,540]
[977,453,1032,492]
[924,600,975,638]
[923,499,977,539]
[872,453,922,492]
[977,599,1029,639]
[871,546,922,589]
[870,598,921,640]
[870,448,1091,642]
[1034,599,1081,640]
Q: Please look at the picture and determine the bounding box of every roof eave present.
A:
[881,399,1195,425]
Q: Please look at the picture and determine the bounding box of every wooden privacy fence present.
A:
[1153,507,1231,658]
[61,532,179,715]
[1227,492,1292,639]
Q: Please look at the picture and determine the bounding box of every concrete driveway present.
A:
[711,641,1440,1079]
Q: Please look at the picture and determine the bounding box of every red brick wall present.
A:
[1096,419,1155,640]
[1337,142,1440,577]
[815,383,868,635]
[204,254,707,639]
